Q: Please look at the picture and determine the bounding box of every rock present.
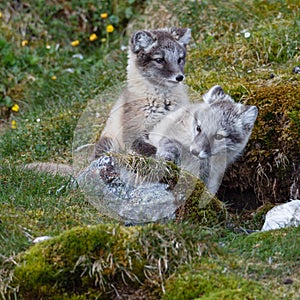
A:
[76,155,183,224]
[33,236,52,244]
[74,153,227,226]
[261,200,300,231]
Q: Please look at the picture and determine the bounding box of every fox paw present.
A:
[157,138,181,164]
[131,137,157,156]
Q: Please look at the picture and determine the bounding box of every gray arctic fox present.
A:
[25,27,191,176]
[149,85,258,195]
[95,27,191,157]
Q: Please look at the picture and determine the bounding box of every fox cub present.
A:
[95,27,191,157]
[149,85,258,194]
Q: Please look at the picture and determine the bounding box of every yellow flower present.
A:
[51,75,57,80]
[100,12,108,19]
[71,40,80,47]
[11,120,17,129]
[11,104,19,112]
[21,40,28,47]
[0,12,2,18]
[89,33,98,42]
[106,24,114,33]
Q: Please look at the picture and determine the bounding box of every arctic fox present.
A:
[24,27,191,176]
[94,27,191,157]
[149,85,258,195]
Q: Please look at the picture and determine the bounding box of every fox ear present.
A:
[242,105,258,131]
[131,30,156,53]
[202,85,234,104]
[170,27,191,46]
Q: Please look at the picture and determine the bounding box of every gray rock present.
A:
[76,155,178,223]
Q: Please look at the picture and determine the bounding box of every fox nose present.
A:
[198,150,210,159]
[190,148,199,157]
[190,147,210,159]
[175,74,184,82]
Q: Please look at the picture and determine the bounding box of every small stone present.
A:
[292,66,300,74]
[282,278,293,285]
[33,236,52,243]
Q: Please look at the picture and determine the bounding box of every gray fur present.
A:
[149,85,258,195]
[95,27,191,157]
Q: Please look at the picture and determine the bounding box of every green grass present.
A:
[0,0,299,298]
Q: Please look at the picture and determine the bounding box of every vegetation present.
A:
[0,0,299,299]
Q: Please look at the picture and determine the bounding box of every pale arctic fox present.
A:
[95,27,191,157]
[25,27,191,176]
[149,85,258,194]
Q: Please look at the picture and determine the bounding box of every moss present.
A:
[177,177,228,226]
[8,223,220,299]
[162,261,268,300]
[12,224,143,299]
[228,226,300,263]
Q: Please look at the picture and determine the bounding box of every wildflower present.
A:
[11,120,17,129]
[0,12,2,18]
[11,104,19,112]
[46,44,51,49]
[71,40,80,47]
[89,33,98,42]
[21,40,28,47]
[101,38,107,43]
[100,12,108,19]
[106,24,114,33]
[51,75,57,80]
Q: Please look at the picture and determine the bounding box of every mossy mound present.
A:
[229,225,300,263]
[177,178,228,226]
[7,223,221,299]
[218,82,300,211]
[162,262,268,300]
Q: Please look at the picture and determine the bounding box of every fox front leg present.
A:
[156,137,181,165]
[131,137,157,156]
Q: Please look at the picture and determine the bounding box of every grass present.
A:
[0,0,299,299]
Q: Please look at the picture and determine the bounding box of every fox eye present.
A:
[154,58,164,64]
[178,57,184,64]
[196,125,201,133]
[214,134,225,140]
